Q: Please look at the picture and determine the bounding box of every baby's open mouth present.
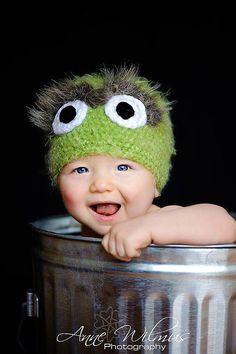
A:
[90,203,121,216]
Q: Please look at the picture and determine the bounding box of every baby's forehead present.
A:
[70,154,137,164]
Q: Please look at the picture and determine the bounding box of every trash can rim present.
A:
[29,214,236,249]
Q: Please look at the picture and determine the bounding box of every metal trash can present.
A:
[30,214,236,354]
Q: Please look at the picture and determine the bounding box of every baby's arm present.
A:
[102,204,236,261]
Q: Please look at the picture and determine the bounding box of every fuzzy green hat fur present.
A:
[29,66,175,192]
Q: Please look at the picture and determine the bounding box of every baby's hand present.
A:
[102,215,152,261]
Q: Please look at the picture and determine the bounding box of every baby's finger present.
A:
[123,242,142,259]
[102,232,116,256]
[101,233,110,253]
[113,254,132,262]
[107,233,119,257]
[102,233,131,262]
[115,239,126,259]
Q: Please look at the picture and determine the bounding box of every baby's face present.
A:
[58,155,158,236]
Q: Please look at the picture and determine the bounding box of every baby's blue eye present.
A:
[117,164,130,171]
[74,167,89,174]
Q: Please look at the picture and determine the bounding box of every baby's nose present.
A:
[89,175,114,193]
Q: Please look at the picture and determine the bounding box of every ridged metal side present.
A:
[31,215,236,354]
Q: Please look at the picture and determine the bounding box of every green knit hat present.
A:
[29,66,175,192]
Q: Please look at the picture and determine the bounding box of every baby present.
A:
[29,66,236,261]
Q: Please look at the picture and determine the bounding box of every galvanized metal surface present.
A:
[31,215,236,354]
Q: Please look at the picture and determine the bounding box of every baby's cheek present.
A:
[68,195,81,208]
[60,189,81,211]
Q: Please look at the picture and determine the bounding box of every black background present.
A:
[2,2,236,353]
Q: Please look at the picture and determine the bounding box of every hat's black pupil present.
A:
[116,102,134,120]
[59,106,76,123]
